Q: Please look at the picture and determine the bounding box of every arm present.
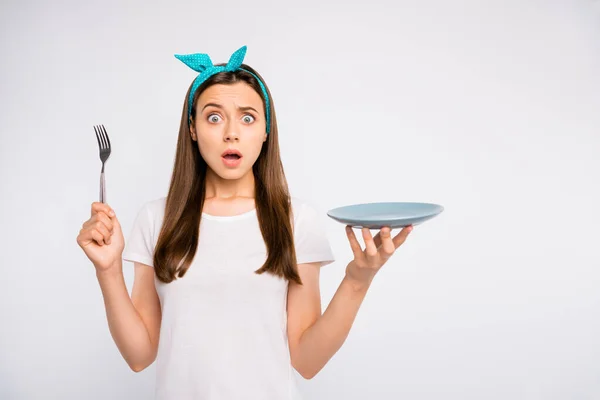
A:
[96,261,161,372]
[287,225,413,379]
[287,262,370,379]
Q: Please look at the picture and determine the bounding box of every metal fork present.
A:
[94,125,112,203]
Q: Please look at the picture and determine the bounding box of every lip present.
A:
[221,148,243,168]
[221,149,243,157]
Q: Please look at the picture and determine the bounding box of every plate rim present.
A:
[327,201,444,222]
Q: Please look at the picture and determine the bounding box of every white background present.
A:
[1,0,599,399]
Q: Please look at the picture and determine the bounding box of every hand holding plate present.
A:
[344,225,413,287]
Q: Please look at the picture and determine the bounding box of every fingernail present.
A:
[109,210,115,217]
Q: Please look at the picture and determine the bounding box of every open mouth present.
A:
[222,149,242,160]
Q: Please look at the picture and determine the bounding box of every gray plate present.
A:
[327,202,444,229]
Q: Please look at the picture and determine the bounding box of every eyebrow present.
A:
[201,103,259,114]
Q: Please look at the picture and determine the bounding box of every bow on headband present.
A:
[174,45,271,134]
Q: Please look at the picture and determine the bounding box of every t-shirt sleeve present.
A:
[122,202,155,268]
[294,201,336,267]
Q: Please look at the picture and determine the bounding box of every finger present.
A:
[96,212,114,233]
[392,225,413,248]
[90,229,107,246]
[372,231,382,248]
[372,225,392,248]
[91,220,112,245]
[345,226,364,259]
[83,212,114,233]
[361,228,378,257]
[379,227,396,259]
[91,202,115,218]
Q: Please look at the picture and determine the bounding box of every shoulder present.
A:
[289,196,336,266]
[290,196,328,229]
[290,196,318,221]
[134,196,167,229]
[144,196,167,216]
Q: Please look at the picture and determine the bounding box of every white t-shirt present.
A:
[122,196,335,400]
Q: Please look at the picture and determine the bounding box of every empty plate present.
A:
[327,202,444,229]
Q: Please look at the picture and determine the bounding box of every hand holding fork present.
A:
[76,124,124,273]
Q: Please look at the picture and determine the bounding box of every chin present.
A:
[209,164,250,180]
[219,170,248,180]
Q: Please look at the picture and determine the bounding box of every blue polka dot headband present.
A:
[174,45,271,134]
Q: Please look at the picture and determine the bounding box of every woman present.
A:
[77,45,413,400]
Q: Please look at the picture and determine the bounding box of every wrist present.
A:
[343,272,373,293]
[95,261,123,280]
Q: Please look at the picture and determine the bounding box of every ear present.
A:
[263,133,267,142]
[190,119,197,141]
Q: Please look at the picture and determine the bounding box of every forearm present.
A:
[293,272,371,379]
[96,262,155,371]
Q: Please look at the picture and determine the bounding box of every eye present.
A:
[208,113,222,123]
[242,114,255,124]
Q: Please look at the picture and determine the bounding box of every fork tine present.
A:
[100,125,108,149]
[100,125,111,150]
[94,125,103,149]
[96,125,107,150]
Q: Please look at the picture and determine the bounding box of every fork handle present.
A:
[100,171,106,203]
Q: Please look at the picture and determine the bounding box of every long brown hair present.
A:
[152,63,301,285]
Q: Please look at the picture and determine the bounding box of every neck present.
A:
[204,168,255,200]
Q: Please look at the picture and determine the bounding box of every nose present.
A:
[223,120,239,142]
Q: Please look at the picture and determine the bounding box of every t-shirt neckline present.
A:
[201,208,257,221]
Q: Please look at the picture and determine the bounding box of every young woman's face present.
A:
[190,82,268,180]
